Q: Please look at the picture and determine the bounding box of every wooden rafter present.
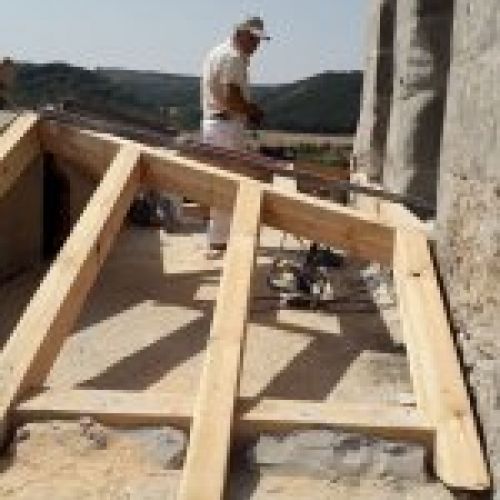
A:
[178,181,262,500]
[17,389,434,446]
[0,145,141,441]
[392,228,489,490]
[262,188,393,265]
[40,120,395,264]
[352,172,489,490]
[0,115,488,494]
[39,119,119,180]
[0,112,40,199]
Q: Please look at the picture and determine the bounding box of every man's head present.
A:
[233,17,270,57]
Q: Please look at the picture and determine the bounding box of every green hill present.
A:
[12,62,362,134]
[256,72,362,134]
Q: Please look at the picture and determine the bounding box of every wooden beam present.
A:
[179,181,262,500]
[350,172,432,235]
[263,187,394,265]
[295,161,351,183]
[392,228,489,490]
[39,121,395,265]
[176,147,274,183]
[39,120,119,180]
[143,148,240,213]
[350,172,381,217]
[0,112,40,199]
[0,145,141,442]
[16,389,434,447]
[146,150,394,264]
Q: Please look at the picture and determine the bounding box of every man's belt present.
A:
[207,111,231,121]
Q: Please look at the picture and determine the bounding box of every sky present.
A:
[1,0,367,84]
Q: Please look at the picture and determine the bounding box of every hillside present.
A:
[12,63,362,134]
[257,72,362,134]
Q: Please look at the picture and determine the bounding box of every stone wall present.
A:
[436,0,500,489]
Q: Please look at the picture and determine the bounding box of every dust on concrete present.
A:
[0,219,451,498]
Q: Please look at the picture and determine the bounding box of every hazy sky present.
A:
[1,0,367,84]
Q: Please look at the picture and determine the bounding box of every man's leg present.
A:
[202,119,245,250]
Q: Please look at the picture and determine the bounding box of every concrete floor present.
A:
[1,218,445,499]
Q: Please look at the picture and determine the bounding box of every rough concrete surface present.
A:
[0,218,452,498]
[437,0,500,491]
[383,0,455,211]
[355,0,499,496]
[245,430,426,482]
[0,159,43,282]
[353,0,396,181]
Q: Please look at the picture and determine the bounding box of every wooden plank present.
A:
[40,120,240,206]
[146,150,394,264]
[294,161,350,183]
[16,389,434,447]
[176,147,274,183]
[143,148,240,213]
[379,201,432,234]
[350,172,381,217]
[0,145,141,441]
[263,187,394,265]
[39,120,119,180]
[179,181,262,500]
[350,172,432,235]
[0,112,40,199]
[182,202,210,220]
[392,228,489,490]
[39,121,395,265]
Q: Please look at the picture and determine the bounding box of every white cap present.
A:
[235,16,271,41]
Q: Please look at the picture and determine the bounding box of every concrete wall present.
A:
[0,153,94,283]
[55,159,95,228]
[353,0,396,181]
[355,0,500,491]
[383,0,454,213]
[0,158,43,282]
[436,0,500,488]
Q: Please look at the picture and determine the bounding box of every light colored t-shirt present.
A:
[202,39,250,122]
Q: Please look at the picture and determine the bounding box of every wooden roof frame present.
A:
[0,113,490,497]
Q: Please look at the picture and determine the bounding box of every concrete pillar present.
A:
[353,0,396,181]
[384,0,454,213]
[436,0,500,487]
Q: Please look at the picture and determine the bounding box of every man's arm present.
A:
[226,84,264,125]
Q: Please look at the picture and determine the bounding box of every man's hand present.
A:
[226,84,264,126]
[247,102,264,126]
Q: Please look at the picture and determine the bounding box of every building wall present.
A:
[0,154,95,282]
[437,0,500,487]
[353,0,396,181]
[383,0,454,212]
[355,0,500,490]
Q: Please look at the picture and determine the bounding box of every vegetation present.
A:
[12,62,362,134]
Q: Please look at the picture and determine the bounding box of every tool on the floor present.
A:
[265,232,345,309]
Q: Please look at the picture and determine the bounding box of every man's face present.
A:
[236,30,261,57]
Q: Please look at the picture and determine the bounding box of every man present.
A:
[201,17,270,251]
[0,57,15,109]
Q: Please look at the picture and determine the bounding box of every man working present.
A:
[201,16,270,251]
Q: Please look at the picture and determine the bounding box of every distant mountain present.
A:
[12,62,362,134]
[256,72,362,134]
